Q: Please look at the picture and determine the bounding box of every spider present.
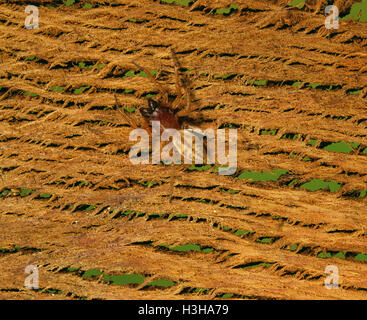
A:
[114,48,213,201]
[114,48,203,135]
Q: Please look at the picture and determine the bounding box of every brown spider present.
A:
[114,48,212,201]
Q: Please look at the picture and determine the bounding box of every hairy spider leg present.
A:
[132,61,169,105]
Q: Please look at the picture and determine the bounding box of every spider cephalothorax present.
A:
[140,98,181,132]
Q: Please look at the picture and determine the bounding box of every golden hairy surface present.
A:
[0,0,366,300]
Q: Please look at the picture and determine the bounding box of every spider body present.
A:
[140,98,181,133]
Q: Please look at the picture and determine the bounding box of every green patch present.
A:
[334,252,346,259]
[288,179,298,187]
[317,251,332,259]
[25,91,38,97]
[214,4,239,15]
[67,267,80,272]
[253,80,267,86]
[260,129,277,135]
[355,253,367,262]
[234,229,251,236]
[170,243,201,252]
[347,90,361,95]
[78,62,94,69]
[64,0,75,6]
[20,188,34,197]
[160,0,193,6]
[289,244,298,251]
[84,3,93,9]
[103,274,145,285]
[300,179,341,192]
[256,237,276,244]
[221,293,234,299]
[309,83,321,89]
[187,164,212,172]
[82,269,102,278]
[323,142,356,153]
[341,0,367,23]
[73,86,90,94]
[238,169,288,182]
[292,81,302,87]
[214,74,236,80]
[147,279,176,287]
[44,288,63,295]
[25,56,36,61]
[307,138,317,146]
[360,190,367,198]
[38,193,52,199]
[50,86,64,93]
[123,70,157,78]
[288,0,305,9]
[0,189,11,197]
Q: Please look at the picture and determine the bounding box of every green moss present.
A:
[334,252,346,259]
[103,274,145,285]
[25,91,38,97]
[256,237,275,243]
[20,188,34,197]
[201,247,214,253]
[50,86,64,93]
[221,293,234,299]
[307,138,317,146]
[82,269,102,278]
[84,3,93,9]
[289,0,305,8]
[300,179,341,192]
[170,243,201,252]
[160,0,193,6]
[187,164,212,172]
[323,142,354,153]
[73,86,90,94]
[147,279,176,287]
[317,251,332,258]
[67,267,80,272]
[341,0,367,22]
[289,244,298,251]
[355,253,367,261]
[310,83,321,89]
[214,4,239,15]
[38,193,52,199]
[234,229,250,236]
[238,169,288,182]
[260,129,277,135]
[64,0,75,6]
[253,80,267,86]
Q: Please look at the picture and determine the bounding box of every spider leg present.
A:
[170,48,197,117]
[132,61,169,104]
[168,163,176,203]
[170,48,183,104]
[114,93,139,128]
